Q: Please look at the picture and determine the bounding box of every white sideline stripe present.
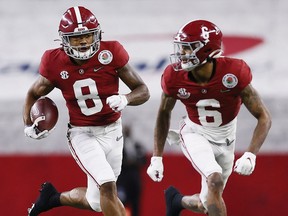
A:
[73,6,83,28]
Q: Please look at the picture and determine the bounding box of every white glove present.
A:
[147,156,164,182]
[234,152,256,175]
[24,116,51,140]
[106,95,128,112]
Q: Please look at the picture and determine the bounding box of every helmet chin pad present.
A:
[181,61,198,71]
[72,46,94,60]
[66,41,98,60]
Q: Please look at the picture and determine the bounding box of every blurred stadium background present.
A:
[0,0,287,215]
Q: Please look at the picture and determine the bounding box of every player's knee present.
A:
[207,172,224,193]
[100,181,117,198]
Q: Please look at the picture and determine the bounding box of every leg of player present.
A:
[206,172,227,216]
[28,182,126,216]
[28,182,62,216]
[182,194,208,214]
[60,187,92,210]
[100,181,126,216]
[61,181,126,215]
[28,183,94,216]
[165,186,208,216]
[165,173,226,216]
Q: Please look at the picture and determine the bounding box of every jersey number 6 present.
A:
[196,99,223,127]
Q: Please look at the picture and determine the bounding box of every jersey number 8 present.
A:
[73,78,103,116]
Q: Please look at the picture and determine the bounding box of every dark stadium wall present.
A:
[1,154,287,216]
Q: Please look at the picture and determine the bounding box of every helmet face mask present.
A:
[58,6,101,60]
[170,41,204,71]
[170,20,223,71]
[60,26,101,60]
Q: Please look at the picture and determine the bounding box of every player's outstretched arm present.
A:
[240,84,272,154]
[147,92,176,182]
[153,93,177,157]
[234,84,272,175]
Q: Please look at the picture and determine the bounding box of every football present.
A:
[30,97,59,132]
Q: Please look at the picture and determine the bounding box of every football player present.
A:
[23,6,149,216]
[146,20,271,216]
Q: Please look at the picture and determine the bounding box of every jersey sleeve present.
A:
[237,59,252,91]
[161,66,174,95]
[39,51,49,78]
[113,41,129,69]
[38,50,55,84]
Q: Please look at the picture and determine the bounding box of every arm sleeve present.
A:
[161,66,173,95]
[113,41,129,69]
[39,51,50,79]
[238,60,253,91]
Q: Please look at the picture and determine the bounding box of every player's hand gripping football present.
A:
[234,152,256,175]
[106,95,128,112]
[147,156,164,182]
[24,116,52,140]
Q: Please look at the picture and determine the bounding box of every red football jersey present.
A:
[161,57,252,126]
[39,41,129,126]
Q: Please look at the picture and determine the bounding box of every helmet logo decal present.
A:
[60,71,69,79]
[175,31,187,41]
[60,18,72,29]
[177,88,191,99]
[222,73,238,88]
[98,50,113,65]
[201,26,220,44]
